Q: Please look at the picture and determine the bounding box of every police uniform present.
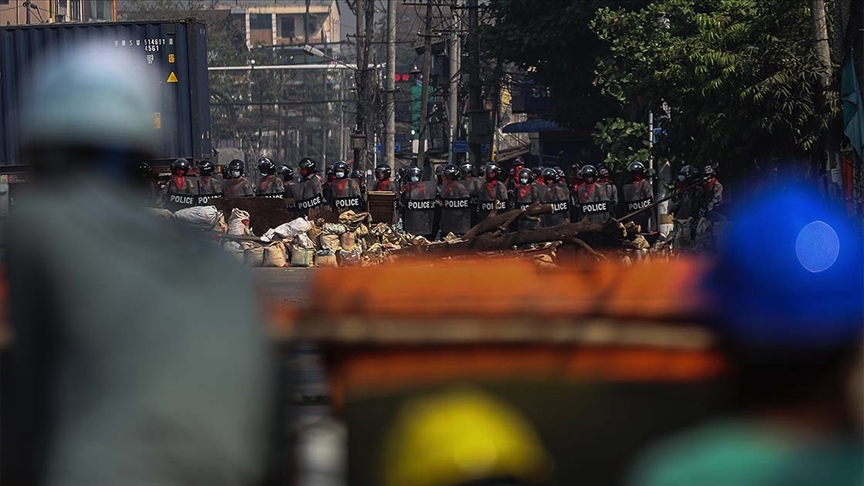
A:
[257,175,285,198]
[476,180,508,222]
[291,176,325,218]
[511,183,542,231]
[374,179,394,192]
[622,178,653,231]
[196,175,223,206]
[222,177,256,198]
[166,175,199,211]
[330,178,364,214]
[439,179,473,237]
[401,181,437,237]
[577,182,614,223]
[541,182,571,227]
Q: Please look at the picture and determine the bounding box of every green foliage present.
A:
[591,0,838,172]
[591,118,651,172]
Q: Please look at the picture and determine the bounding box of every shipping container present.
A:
[0,18,212,170]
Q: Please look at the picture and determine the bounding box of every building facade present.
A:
[218,0,340,49]
[1,0,116,26]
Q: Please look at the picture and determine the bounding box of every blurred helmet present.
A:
[20,43,159,159]
[703,164,716,176]
[276,165,294,180]
[199,160,215,177]
[513,157,525,168]
[541,168,558,185]
[555,167,566,182]
[381,387,552,486]
[628,161,646,175]
[459,162,474,177]
[443,164,461,180]
[679,164,699,181]
[581,164,598,180]
[375,163,392,180]
[258,157,275,175]
[406,166,422,183]
[518,167,535,185]
[227,159,244,179]
[171,158,190,176]
[333,161,349,179]
[299,157,317,174]
[485,162,502,180]
[704,189,864,349]
[598,166,610,178]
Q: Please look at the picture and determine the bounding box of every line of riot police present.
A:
[393,157,664,240]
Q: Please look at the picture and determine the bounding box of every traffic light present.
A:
[395,73,412,83]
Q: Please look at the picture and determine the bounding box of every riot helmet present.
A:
[171,158,190,176]
[459,162,474,178]
[541,168,558,185]
[199,160,215,177]
[299,157,317,176]
[443,164,461,180]
[333,161,349,179]
[581,164,598,183]
[598,165,611,179]
[518,167,535,185]
[555,167,566,183]
[276,165,294,181]
[258,157,275,175]
[485,162,502,181]
[513,157,525,171]
[678,164,699,182]
[704,164,716,176]
[406,166,422,183]
[375,163,392,181]
[227,159,244,179]
[628,161,646,177]
[138,161,153,179]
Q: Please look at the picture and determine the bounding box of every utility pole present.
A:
[25,0,31,24]
[448,1,461,165]
[354,0,368,174]
[385,0,397,171]
[322,32,329,166]
[417,0,434,173]
[467,0,483,166]
[364,0,375,178]
[810,0,836,183]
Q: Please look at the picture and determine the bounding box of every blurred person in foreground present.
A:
[628,187,864,486]
[2,44,272,485]
[381,387,553,486]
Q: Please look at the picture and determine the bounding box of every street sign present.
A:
[395,143,401,152]
[453,140,469,153]
[376,144,382,154]
[395,133,409,144]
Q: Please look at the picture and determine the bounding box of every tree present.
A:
[591,0,838,176]
[482,0,651,134]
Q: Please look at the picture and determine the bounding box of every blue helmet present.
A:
[703,188,863,350]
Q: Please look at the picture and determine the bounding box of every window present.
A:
[250,13,272,30]
[279,15,295,39]
[69,0,81,21]
[0,0,10,6]
[85,0,112,21]
[306,15,319,34]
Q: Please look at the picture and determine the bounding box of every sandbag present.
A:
[228,208,252,236]
[290,248,314,267]
[315,249,338,268]
[214,214,228,233]
[263,243,288,267]
[294,233,316,250]
[146,207,175,220]
[308,224,323,243]
[319,233,341,251]
[174,206,222,228]
[263,217,313,242]
[337,248,361,267]
[321,223,348,235]
[340,231,357,250]
[244,246,265,267]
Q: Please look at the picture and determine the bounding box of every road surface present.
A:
[254,267,316,305]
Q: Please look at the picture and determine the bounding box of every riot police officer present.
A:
[196,160,223,206]
[438,164,472,238]
[540,167,570,227]
[622,161,654,231]
[329,160,364,214]
[476,162,508,222]
[511,167,543,231]
[460,162,481,226]
[222,159,256,198]
[256,157,284,198]
[374,163,394,191]
[597,163,619,217]
[292,157,325,217]
[505,157,525,200]
[400,166,437,239]
[165,158,199,211]
[276,165,295,187]
[576,165,615,223]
